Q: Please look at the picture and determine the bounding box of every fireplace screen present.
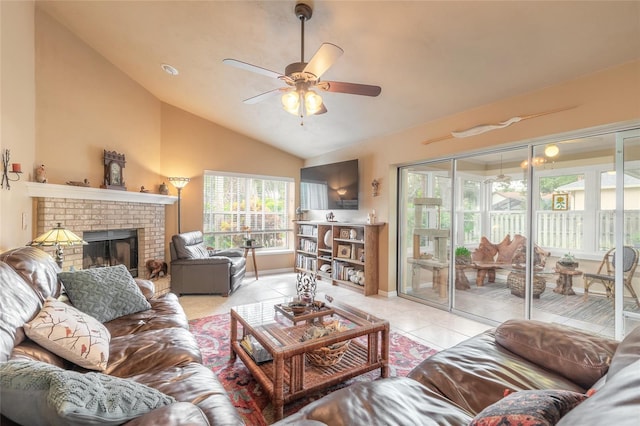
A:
[83,229,138,277]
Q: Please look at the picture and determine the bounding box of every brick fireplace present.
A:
[27,183,177,273]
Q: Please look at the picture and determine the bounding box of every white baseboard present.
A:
[248,267,295,278]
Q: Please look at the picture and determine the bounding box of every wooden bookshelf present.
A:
[294,221,383,296]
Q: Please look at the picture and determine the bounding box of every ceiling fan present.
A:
[484,156,512,184]
[223,2,382,120]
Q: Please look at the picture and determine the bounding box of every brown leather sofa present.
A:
[0,246,244,426]
[170,231,246,296]
[275,318,640,425]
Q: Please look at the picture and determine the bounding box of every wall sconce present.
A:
[371,179,380,197]
[168,177,190,233]
[28,222,87,269]
[1,149,23,190]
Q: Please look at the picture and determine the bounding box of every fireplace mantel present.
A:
[31,182,173,273]
[26,182,177,205]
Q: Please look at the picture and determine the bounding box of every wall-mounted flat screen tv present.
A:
[300,159,359,210]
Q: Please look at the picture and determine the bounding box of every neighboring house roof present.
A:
[557,174,640,191]
[492,192,526,210]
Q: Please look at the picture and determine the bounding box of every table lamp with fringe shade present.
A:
[28,222,87,269]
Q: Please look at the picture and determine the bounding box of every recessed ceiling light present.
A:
[161,63,179,76]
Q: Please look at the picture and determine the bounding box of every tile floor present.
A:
[178,272,493,351]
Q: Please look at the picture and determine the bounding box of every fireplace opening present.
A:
[83,229,139,277]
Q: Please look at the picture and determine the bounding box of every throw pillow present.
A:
[469,389,587,426]
[58,265,151,323]
[0,360,60,426]
[47,368,176,425]
[0,360,175,426]
[24,297,110,371]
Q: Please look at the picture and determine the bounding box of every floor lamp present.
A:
[28,222,87,269]
[168,177,190,234]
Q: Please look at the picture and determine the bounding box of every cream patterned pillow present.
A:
[24,297,110,371]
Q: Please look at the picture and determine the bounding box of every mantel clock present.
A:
[101,150,126,190]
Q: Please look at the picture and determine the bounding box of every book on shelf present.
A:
[332,260,363,282]
[299,238,317,252]
[296,254,317,271]
[299,224,318,237]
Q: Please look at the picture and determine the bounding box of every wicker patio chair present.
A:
[583,246,640,307]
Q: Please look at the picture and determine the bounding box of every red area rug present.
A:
[189,313,438,425]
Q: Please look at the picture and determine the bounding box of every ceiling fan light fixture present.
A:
[224,2,381,119]
[282,91,301,115]
[304,90,323,115]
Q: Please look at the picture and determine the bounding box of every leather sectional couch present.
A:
[276,318,640,425]
[0,246,244,425]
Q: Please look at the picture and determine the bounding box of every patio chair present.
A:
[583,246,640,307]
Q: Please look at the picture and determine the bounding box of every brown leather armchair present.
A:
[170,231,246,296]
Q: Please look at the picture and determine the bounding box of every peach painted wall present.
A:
[160,104,303,273]
[306,61,640,294]
[1,5,302,279]
[35,8,163,190]
[0,0,36,251]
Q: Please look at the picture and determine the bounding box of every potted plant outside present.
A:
[557,252,578,270]
[454,246,472,290]
[455,246,472,265]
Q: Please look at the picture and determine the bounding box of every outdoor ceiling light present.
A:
[544,144,560,158]
[520,157,547,169]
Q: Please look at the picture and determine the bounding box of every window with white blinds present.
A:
[203,171,295,251]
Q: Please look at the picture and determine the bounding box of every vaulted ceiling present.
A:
[37,1,640,159]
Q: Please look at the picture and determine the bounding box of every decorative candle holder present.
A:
[1,149,22,190]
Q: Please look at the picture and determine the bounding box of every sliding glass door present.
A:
[397,127,640,337]
[397,161,452,308]
[621,129,640,339]
[452,148,529,323]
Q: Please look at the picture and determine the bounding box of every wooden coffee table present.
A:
[229,298,390,421]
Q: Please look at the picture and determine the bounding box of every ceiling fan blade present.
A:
[223,58,283,80]
[484,175,511,184]
[319,81,382,97]
[243,88,288,105]
[303,43,344,79]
